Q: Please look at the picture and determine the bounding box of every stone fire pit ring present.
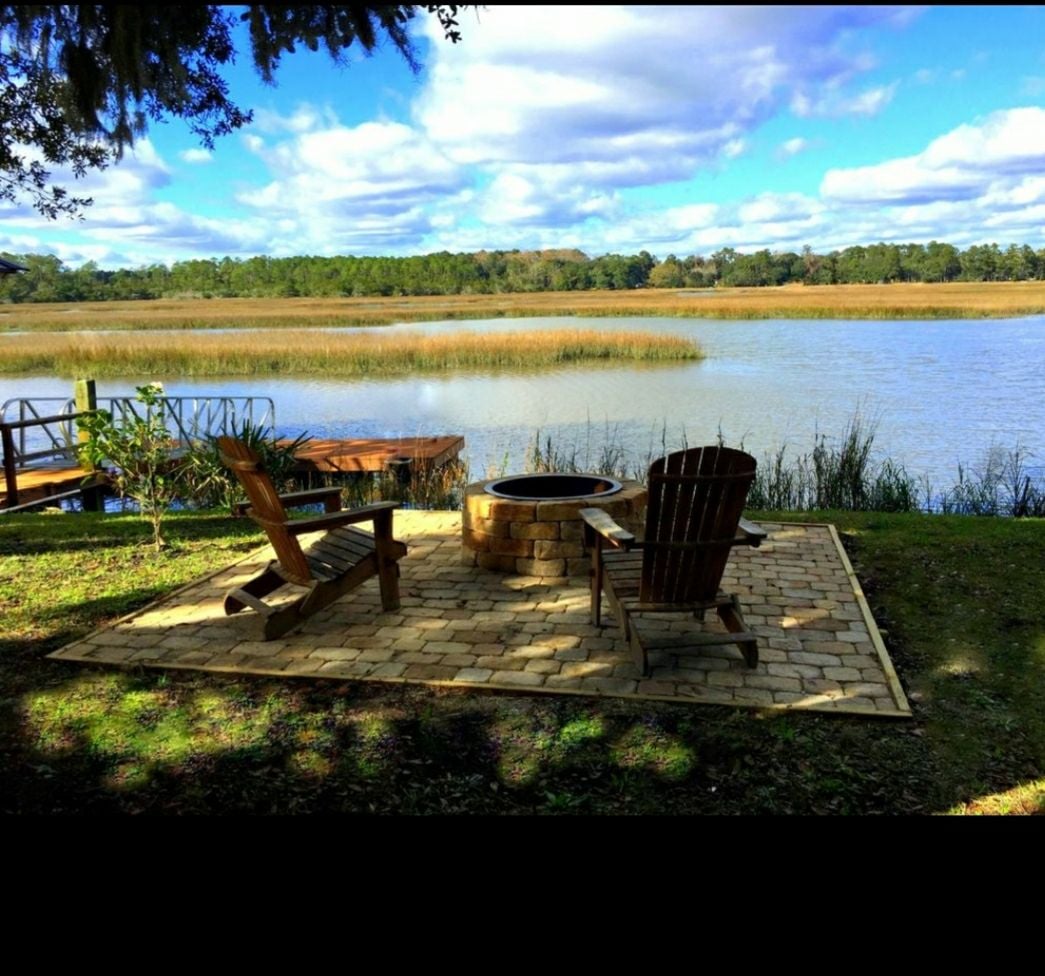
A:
[462,473,647,578]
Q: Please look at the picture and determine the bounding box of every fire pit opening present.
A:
[484,473,622,501]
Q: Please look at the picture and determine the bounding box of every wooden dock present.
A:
[288,435,465,474]
[1,435,465,509]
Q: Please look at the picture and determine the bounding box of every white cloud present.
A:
[179,148,212,165]
[232,118,467,252]
[792,81,899,118]
[418,5,912,184]
[778,137,812,158]
[722,139,747,160]
[251,105,335,134]
[822,107,1045,204]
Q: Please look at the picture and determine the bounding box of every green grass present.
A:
[2,507,1044,814]
[0,328,702,377]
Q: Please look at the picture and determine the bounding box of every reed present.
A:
[520,417,1045,517]
[0,328,702,377]
[3,281,1045,332]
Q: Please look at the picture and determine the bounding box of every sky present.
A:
[3,4,1045,268]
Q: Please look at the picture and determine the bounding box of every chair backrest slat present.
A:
[640,446,756,604]
[217,436,313,585]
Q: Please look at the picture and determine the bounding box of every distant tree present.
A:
[960,243,1001,282]
[0,5,468,218]
[922,241,961,282]
[649,255,687,288]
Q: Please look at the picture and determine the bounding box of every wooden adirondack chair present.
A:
[217,437,407,640]
[580,445,767,676]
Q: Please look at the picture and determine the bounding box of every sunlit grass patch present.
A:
[949,780,1045,815]
[610,724,695,782]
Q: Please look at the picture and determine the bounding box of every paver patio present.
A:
[50,511,911,717]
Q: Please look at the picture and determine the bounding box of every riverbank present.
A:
[1,508,1042,814]
[2,281,1045,332]
[0,328,701,377]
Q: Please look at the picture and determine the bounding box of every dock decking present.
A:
[289,436,465,474]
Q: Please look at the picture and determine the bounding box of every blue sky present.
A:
[3,4,1045,267]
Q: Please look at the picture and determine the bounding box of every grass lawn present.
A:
[1,508,1043,814]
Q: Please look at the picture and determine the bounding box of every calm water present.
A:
[2,316,1043,484]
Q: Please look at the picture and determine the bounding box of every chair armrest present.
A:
[579,507,635,550]
[232,486,342,518]
[737,516,768,547]
[284,501,399,536]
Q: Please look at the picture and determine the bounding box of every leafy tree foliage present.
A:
[3,241,1044,303]
[0,5,466,217]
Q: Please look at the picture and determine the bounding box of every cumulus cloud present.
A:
[419,5,909,173]
[822,107,1045,204]
[232,118,469,252]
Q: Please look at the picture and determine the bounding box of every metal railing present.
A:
[0,410,95,510]
[0,395,276,469]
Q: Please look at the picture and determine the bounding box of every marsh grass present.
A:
[935,444,1045,517]
[521,415,1045,517]
[0,328,702,377]
[331,459,470,512]
[2,281,1045,333]
[746,416,923,513]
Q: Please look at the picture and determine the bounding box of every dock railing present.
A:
[0,393,276,511]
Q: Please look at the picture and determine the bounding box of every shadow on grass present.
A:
[2,508,1044,814]
[0,669,944,814]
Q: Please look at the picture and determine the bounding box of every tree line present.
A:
[2,242,1044,303]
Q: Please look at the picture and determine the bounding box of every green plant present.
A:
[76,384,182,550]
[179,419,312,510]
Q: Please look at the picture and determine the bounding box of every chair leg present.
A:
[718,594,759,668]
[625,617,649,677]
[376,558,401,611]
[373,510,402,612]
[590,575,602,628]
[590,545,603,627]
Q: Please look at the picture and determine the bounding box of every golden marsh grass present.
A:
[0,328,702,377]
[1,281,1044,332]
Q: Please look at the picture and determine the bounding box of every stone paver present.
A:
[49,512,911,717]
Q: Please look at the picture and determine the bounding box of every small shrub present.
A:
[77,384,181,550]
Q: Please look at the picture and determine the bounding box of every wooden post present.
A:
[1,424,18,509]
[74,378,103,512]
[74,378,97,439]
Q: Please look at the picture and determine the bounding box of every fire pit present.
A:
[462,473,647,578]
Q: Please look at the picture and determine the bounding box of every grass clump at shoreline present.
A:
[2,507,1043,814]
[0,328,702,377]
[2,281,1045,333]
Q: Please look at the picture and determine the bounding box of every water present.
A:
[2,315,1043,485]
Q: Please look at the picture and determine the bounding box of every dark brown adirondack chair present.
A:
[580,445,767,676]
[217,437,407,640]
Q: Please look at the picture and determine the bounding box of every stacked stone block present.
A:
[461,478,648,577]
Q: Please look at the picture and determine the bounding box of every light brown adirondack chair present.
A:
[217,437,407,640]
[580,445,767,676]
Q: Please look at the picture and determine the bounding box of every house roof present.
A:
[0,257,28,275]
